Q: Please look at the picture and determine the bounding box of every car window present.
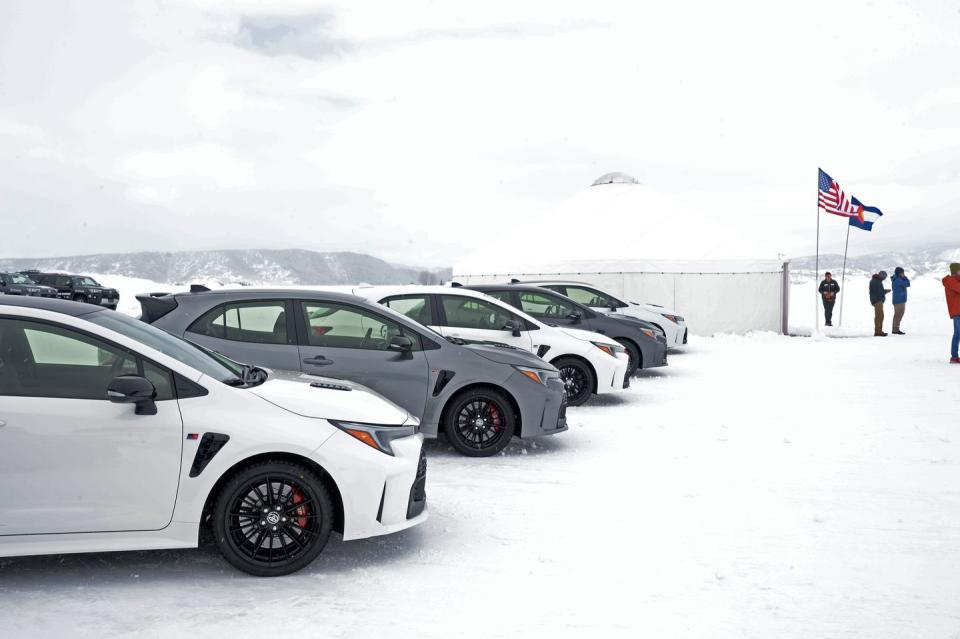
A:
[440,295,518,331]
[56,276,71,287]
[518,292,576,320]
[76,277,100,286]
[0,318,174,400]
[483,290,514,304]
[564,286,621,308]
[301,302,415,351]
[9,274,31,284]
[187,301,288,345]
[381,295,433,326]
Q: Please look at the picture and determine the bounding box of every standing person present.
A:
[818,272,840,326]
[869,271,890,337]
[890,267,910,335]
[943,262,960,363]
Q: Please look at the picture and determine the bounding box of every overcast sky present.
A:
[1,0,958,266]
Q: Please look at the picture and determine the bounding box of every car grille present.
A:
[406,449,427,519]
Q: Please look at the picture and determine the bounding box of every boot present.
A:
[893,330,905,335]
[951,358,960,364]
[875,331,888,337]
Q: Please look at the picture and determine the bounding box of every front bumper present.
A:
[314,430,428,541]
[594,352,629,395]
[510,372,568,437]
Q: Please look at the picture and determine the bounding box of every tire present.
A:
[552,357,595,407]
[212,459,334,577]
[616,339,641,376]
[72,294,87,304]
[443,388,516,457]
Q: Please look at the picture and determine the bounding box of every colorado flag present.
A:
[848,197,883,232]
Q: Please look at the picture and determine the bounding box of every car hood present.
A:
[462,341,558,369]
[249,370,416,426]
[558,326,619,346]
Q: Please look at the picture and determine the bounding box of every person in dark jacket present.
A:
[818,272,840,326]
[890,266,910,335]
[869,271,890,337]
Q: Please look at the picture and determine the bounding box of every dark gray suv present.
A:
[463,283,668,376]
[139,288,567,457]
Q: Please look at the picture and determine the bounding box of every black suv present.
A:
[28,272,120,310]
[0,272,59,298]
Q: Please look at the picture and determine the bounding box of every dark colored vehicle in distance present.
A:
[138,287,568,457]
[462,283,668,376]
[26,271,120,310]
[0,272,58,298]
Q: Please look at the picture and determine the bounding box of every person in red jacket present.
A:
[943,262,960,363]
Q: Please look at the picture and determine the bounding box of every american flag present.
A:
[819,169,865,222]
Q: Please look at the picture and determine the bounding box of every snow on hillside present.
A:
[791,245,960,280]
[2,278,958,638]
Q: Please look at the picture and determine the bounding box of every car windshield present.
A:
[76,276,101,286]
[85,311,245,383]
[9,274,33,284]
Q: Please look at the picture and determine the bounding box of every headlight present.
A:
[591,341,626,358]
[514,365,555,385]
[661,314,684,324]
[640,328,656,339]
[329,420,416,456]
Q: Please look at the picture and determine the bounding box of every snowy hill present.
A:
[0,249,451,286]
[790,245,960,280]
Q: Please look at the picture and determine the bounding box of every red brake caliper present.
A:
[291,488,309,529]
[487,404,501,432]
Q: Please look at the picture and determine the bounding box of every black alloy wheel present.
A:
[213,460,333,576]
[616,339,641,377]
[444,388,516,457]
[553,357,594,407]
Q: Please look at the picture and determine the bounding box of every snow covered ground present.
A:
[2,275,959,638]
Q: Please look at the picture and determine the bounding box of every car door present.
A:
[435,293,534,351]
[515,290,597,332]
[0,317,183,535]
[183,299,301,372]
[295,300,429,419]
[554,285,625,315]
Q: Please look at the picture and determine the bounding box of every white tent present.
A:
[454,174,790,335]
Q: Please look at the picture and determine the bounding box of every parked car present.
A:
[345,285,630,407]
[138,288,568,456]
[0,272,58,298]
[0,295,427,576]
[26,271,120,310]
[513,280,688,348]
[462,283,668,376]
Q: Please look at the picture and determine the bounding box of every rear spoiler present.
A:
[136,294,178,323]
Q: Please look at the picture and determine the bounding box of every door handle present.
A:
[303,356,334,366]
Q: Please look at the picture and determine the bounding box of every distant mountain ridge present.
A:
[790,245,960,279]
[0,249,452,286]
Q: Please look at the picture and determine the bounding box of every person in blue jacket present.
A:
[891,266,910,335]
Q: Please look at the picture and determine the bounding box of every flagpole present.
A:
[814,170,821,334]
[838,222,851,327]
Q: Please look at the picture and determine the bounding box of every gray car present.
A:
[138,288,567,457]
[462,283,668,376]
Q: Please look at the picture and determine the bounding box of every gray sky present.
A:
[1,0,958,266]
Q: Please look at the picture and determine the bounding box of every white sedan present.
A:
[0,296,427,576]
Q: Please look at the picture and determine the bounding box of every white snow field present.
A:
[2,274,959,638]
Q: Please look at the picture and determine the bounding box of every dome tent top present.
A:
[591,172,639,186]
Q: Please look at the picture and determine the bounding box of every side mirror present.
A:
[607,301,619,311]
[387,334,414,352]
[566,312,582,324]
[503,319,522,337]
[107,375,157,415]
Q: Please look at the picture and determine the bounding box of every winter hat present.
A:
[878,270,888,279]
[894,266,905,276]
[951,263,960,276]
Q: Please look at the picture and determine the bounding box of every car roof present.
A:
[173,287,365,304]
[0,295,105,317]
[466,283,578,296]
[352,284,493,301]
[510,279,600,287]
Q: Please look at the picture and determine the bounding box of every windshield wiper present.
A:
[445,336,467,346]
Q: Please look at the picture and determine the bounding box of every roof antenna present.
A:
[190,284,211,293]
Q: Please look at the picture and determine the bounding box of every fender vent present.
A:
[310,381,352,391]
[189,433,230,477]
[537,344,551,358]
[433,370,455,396]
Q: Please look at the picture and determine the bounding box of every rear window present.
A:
[187,301,290,345]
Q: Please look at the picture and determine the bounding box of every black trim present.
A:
[174,373,209,398]
[432,369,455,396]
[536,344,551,358]
[376,485,386,523]
[188,432,230,477]
[406,449,427,519]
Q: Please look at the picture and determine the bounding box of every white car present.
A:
[0,297,427,576]
[344,285,630,407]
[518,281,688,349]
